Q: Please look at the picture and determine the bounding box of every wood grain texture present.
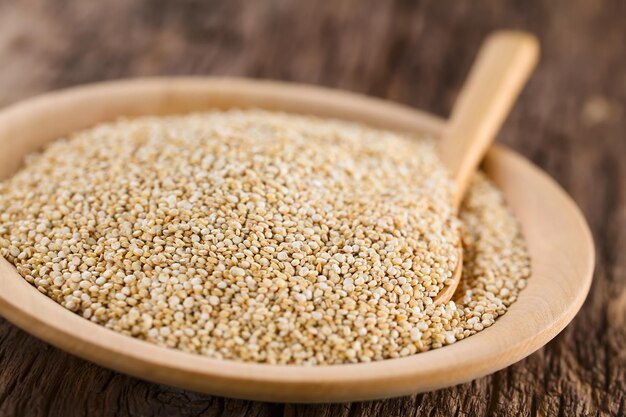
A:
[0,0,623,416]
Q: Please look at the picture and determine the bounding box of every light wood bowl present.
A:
[0,78,594,403]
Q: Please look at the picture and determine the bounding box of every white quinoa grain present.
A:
[0,110,529,365]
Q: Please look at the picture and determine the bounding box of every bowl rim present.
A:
[0,77,595,402]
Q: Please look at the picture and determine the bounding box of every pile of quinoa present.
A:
[0,110,529,365]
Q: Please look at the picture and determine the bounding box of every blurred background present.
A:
[0,1,624,416]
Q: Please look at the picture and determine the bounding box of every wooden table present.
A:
[0,1,624,415]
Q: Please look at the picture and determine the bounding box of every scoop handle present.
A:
[439,31,539,207]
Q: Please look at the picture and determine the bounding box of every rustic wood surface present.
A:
[0,0,623,416]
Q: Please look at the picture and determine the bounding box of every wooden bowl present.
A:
[0,78,594,403]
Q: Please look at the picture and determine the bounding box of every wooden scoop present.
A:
[432,31,539,304]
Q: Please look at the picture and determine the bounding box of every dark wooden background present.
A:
[0,0,624,416]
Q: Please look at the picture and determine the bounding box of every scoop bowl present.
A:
[0,78,594,402]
